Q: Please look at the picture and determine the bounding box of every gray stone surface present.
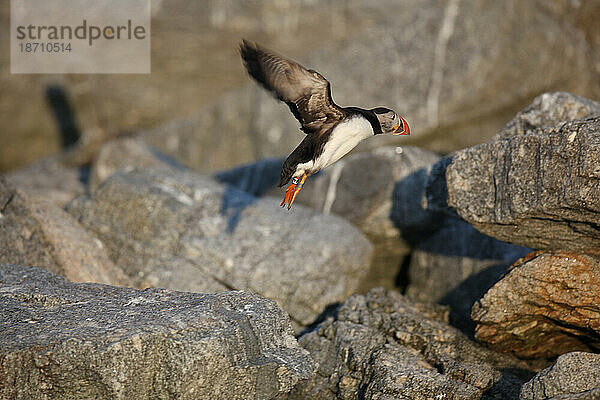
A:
[445,115,600,254]
[520,352,600,400]
[0,178,130,286]
[472,252,600,359]
[406,217,531,334]
[67,168,373,326]
[288,288,532,400]
[0,264,314,400]
[89,136,185,190]
[495,92,600,140]
[3,155,86,208]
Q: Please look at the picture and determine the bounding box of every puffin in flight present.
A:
[240,40,410,209]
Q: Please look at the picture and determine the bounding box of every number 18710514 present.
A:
[19,42,72,53]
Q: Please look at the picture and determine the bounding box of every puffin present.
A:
[239,40,410,209]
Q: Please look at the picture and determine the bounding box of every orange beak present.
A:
[392,115,410,135]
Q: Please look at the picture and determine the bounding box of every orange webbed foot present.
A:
[281,182,297,208]
[280,174,308,210]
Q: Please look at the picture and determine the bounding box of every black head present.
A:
[372,107,410,135]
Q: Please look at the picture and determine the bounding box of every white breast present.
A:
[295,116,374,177]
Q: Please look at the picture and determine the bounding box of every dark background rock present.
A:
[141,0,600,174]
[288,288,533,400]
[0,178,130,286]
[3,0,600,174]
[446,116,600,254]
[520,352,600,400]
[0,264,314,400]
[67,168,373,327]
[472,252,600,359]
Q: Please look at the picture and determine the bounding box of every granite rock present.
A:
[67,168,373,326]
[0,178,129,286]
[495,92,600,140]
[3,155,87,208]
[288,288,533,400]
[520,352,600,400]
[445,116,600,254]
[472,252,600,359]
[0,264,314,400]
[89,135,184,190]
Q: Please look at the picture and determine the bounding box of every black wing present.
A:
[240,40,346,135]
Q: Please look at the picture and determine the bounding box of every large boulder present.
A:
[0,264,314,400]
[0,178,130,286]
[288,288,533,400]
[444,115,600,254]
[67,168,373,326]
[472,252,600,359]
[520,352,600,400]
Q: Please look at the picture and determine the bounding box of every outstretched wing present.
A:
[240,39,346,135]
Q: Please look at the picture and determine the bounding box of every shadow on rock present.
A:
[440,262,509,336]
[220,185,258,233]
[46,85,81,149]
[214,157,285,197]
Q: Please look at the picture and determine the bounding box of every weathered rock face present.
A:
[445,116,600,254]
[495,92,600,140]
[0,178,130,286]
[89,136,184,190]
[0,264,314,400]
[406,217,531,333]
[520,352,600,400]
[67,168,373,326]
[3,155,87,208]
[472,252,600,359]
[288,288,532,400]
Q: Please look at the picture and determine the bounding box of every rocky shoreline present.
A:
[1,91,599,399]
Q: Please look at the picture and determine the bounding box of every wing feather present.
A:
[240,40,346,135]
